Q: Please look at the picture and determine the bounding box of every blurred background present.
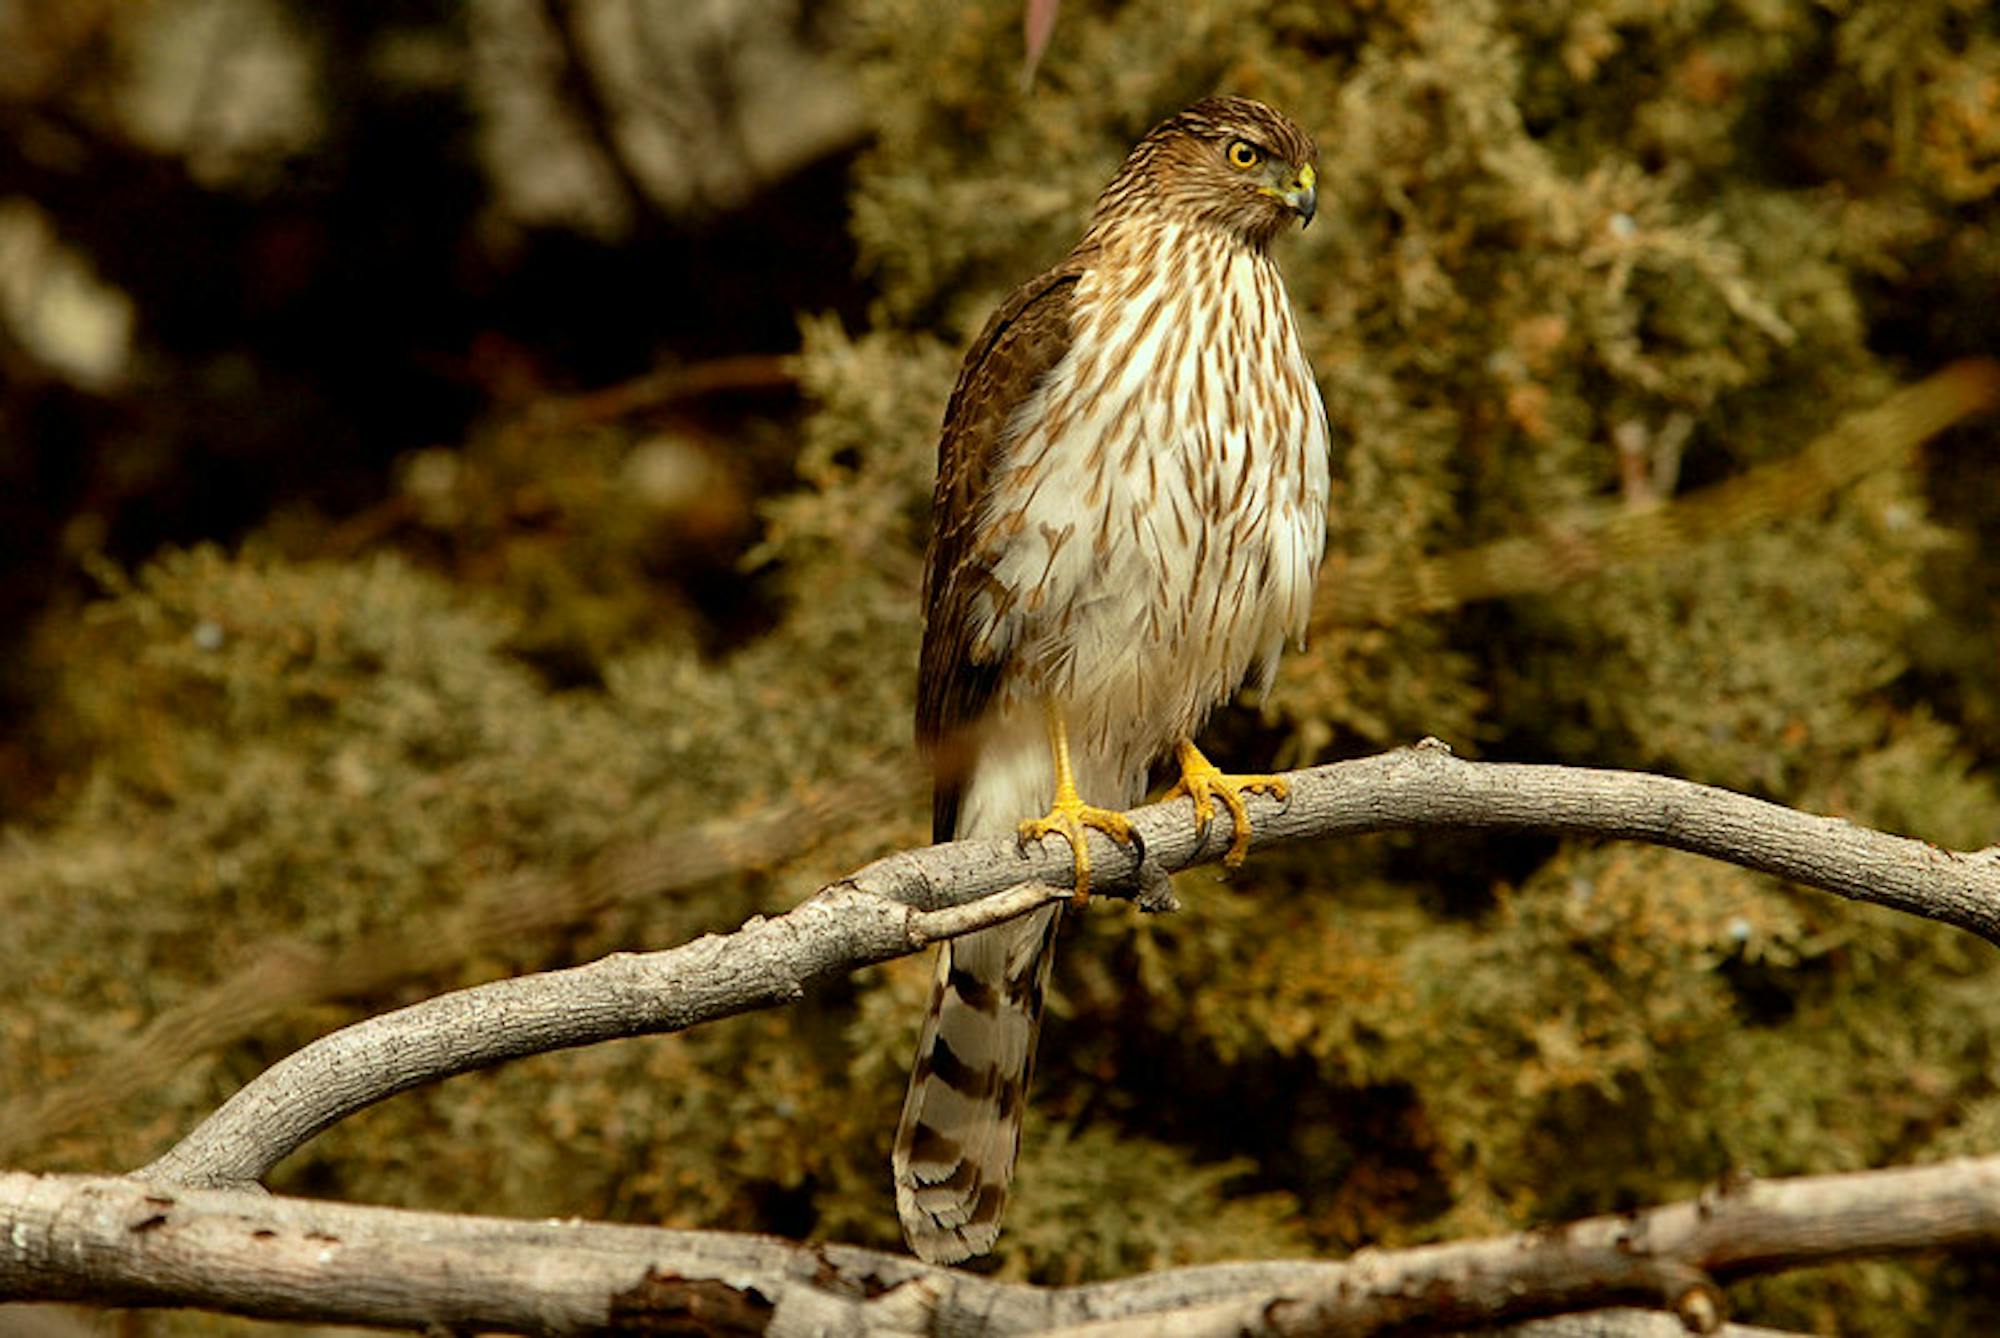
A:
[2,1,1999,1332]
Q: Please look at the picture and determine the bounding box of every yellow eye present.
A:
[1226,139,1263,170]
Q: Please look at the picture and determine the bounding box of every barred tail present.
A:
[892,902,1059,1263]
[895,716,1141,1262]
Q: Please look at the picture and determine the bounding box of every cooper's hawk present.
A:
[895,96,1329,1264]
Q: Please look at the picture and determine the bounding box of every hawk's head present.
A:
[1097,95,1319,248]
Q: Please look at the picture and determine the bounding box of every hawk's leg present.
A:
[1169,738,1288,868]
[1017,701,1137,904]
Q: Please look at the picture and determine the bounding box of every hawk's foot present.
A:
[1017,784,1138,906]
[1169,739,1287,869]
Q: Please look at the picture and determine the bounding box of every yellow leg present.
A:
[1168,738,1287,869]
[1017,702,1137,904]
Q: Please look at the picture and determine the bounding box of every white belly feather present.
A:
[961,218,1330,815]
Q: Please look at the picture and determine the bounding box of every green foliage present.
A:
[1500,473,1944,793]
[7,0,2000,1332]
[999,1120,1312,1282]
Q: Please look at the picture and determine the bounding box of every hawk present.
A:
[894,96,1329,1264]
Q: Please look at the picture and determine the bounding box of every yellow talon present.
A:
[1169,738,1287,868]
[1018,789,1136,906]
[1019,701,1138,904]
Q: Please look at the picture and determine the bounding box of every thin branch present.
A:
[138,880,1065,1190]
[3,1160,1994,1334]
[140,740,2000,1190]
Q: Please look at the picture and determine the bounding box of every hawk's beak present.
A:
[1262,163,1318,228]
[1288,165,1320,230]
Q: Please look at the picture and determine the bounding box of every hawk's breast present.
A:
[970,217,1330,771]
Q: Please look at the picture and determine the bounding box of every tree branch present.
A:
[12,743,2000,1331]
[140,740,2000,1191]
[5,1160,1993,1334]
[137,880,1068,1190]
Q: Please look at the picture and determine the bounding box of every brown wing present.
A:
[918,263,1082,842]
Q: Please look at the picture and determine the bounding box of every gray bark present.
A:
[7,1162,1992,1334]
[142,741,2000,1191]
[6,741,1997,1332]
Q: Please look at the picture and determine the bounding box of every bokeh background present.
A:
[3,1,1999,1332]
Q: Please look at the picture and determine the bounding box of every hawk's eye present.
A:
[1226,139,1263,171]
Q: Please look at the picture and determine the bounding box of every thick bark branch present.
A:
[4,1161,1993,1334]
[141,741,2000,1190]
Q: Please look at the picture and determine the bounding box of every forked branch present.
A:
[0,741,1980,1335]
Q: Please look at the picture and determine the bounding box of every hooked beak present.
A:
[1261,162,1318,228]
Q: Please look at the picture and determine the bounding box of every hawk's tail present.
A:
[892,902,1059,1264]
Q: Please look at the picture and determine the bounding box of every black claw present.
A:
[1135,858,1178,913]
[1128,825,1147,869]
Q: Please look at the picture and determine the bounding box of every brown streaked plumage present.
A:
[896,96,1330,1265]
